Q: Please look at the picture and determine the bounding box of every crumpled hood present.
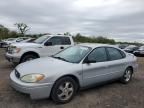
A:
[11,43,41,48]
[16,57,76,77]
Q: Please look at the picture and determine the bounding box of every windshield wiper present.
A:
[52,56,70,62]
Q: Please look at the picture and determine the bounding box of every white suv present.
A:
[5,35,74,64]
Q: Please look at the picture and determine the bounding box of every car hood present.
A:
[16,57,78,77]
[11,43,41,48]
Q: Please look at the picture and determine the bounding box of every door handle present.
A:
[60,46,64,49]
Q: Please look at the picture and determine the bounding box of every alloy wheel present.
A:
[57,82,74,101]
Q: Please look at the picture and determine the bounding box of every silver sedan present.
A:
[10,43,138,104]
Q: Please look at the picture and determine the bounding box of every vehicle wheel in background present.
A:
[21,54,38,63]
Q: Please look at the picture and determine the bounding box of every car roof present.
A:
[44,34,71,37]
[78,43,118,49]
[7,38,16,40]
[8,38,15,39]
[17,37,29,39]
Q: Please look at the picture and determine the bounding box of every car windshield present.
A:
[16,38,26,42]
[53,46,92,63]
[34,35,50,44]
[27,38,36,42]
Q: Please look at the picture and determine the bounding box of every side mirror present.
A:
[44,42,52,46]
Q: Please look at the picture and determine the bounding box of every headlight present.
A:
[8,46,21,54]
[12,47,21,53]
[20,74,45,83]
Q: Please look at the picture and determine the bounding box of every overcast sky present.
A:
[0,0,144,42]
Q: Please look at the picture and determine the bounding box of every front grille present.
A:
[3,42,7,45]
[7,46,13,54]
[15,69,20,78]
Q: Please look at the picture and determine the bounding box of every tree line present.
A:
[0,23,45,39]
[0,25,18,39]
[0,23,143,45]
[73,33,115,44]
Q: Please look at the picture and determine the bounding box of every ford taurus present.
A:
[10,44,138,104]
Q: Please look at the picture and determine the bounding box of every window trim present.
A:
[106,47,126,61]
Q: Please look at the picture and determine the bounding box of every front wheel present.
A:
[51,77,78,104]
[120,68,133,84]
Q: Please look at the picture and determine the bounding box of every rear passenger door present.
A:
[105,47,126,78]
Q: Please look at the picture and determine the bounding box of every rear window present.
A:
[62,37,71,45]
[107,47,125,61]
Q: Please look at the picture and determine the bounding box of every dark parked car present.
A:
[0,41,3,47]
[124,45,139,54]
[0,40,8,48]
[134,46,144,57]
[118,44,129,49]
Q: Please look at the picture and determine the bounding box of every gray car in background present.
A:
[10,43,138,104]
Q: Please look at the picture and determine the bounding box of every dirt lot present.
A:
[0,48,144,108]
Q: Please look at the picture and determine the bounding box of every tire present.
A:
[120,67,133,84]
[13,62,18,66]
[21,54,38,63]
[0,43,4,48]
[51,77,78,104]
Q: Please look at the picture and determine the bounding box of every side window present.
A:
[87,47,107,62]
[47,37,62,45]
[62,37,71,45]
[107,48,123,60]
[119,50,126,58]
[16,39,23,42]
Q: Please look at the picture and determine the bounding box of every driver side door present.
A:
[42,36,66,56]
[82,47,110,87]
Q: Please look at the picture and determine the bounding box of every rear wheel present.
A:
[51,77,78,104]
[21,54,38,63]
[120,68,133,84]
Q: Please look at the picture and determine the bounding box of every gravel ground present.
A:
[0,48,144,108]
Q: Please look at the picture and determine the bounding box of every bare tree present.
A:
[15,23,30,35]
